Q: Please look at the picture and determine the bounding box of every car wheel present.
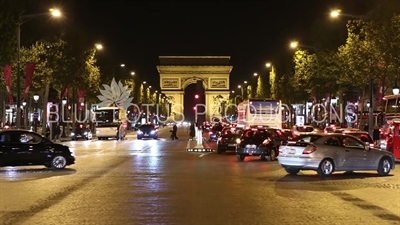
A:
[285,167,300,175]
[217,147,223,154]
[317,159,335,177]
[50,155,67,169]
[377,157,391,176]
[236,154,245,161]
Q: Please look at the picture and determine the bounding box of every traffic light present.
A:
[195,94,199,99]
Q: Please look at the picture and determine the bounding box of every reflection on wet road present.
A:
[1,127,399,225]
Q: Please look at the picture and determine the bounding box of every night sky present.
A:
[23,0,372,91]
[60,0,370,89]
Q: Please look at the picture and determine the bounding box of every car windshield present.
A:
[140,125,154,130]
[243,129,268,139]
[296,127,314,132]
[221,128,242,135]
[291,135,323,142]
[350,133,373,143]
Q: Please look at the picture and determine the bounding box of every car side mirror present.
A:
[365,142,370,150]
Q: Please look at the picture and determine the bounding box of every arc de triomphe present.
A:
[157,56,232,121]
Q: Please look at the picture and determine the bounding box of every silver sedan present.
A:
[277,134,395,177]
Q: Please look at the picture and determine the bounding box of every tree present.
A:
[255,75,267,98]
[246,86,252,98]
[269,67,277,99]
[138,84,145,103]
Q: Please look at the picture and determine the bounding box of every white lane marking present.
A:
[199,152,213,157]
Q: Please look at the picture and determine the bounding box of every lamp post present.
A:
[22,101,27,128]
[33,95,39,132]
[61,98,67,138]
[16,9,61,129]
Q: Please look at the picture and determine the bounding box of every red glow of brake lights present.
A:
[302,145,317,154]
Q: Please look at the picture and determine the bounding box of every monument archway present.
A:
[157,56,232,122]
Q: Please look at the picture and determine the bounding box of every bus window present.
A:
[386,98,398,113]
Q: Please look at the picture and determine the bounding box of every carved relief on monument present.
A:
[209,78,228,89]
[181,76,208,90]
[161,78,180,89]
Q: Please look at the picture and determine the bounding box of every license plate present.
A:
[228,144,236,146]
[288,149,296,154]
[249,153,253,156]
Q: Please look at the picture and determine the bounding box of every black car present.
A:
[0,130,75,169]
[216,127,244,154]
[71,127,93,141]
[137,124,158,139]
[236,128,286,161]
[208,123,224,141]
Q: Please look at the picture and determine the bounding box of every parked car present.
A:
[277,133,395,177]
[0,130,75,169]
[235,127,286,161]
[137,124,158,139]
[216,127,244,154]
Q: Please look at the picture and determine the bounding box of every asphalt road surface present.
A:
[1,126,399,225]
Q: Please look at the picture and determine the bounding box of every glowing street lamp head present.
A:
[253,73,258,76]
[290,41,298,49]
[195,94,199,99]
[49,8,61,17]
[265,63,271,68]
[238,85,241,88]
[143,81,146,84]
[95,44,103,50]
[330,10,341,18]
[120,64,125,67]
[231,90,235,93]
[244,81,247,84]
[130,71,135,75]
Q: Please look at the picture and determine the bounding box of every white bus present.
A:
[236,99,282,129]
[94,106,126,140]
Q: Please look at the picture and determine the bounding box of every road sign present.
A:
[33,112,39,118]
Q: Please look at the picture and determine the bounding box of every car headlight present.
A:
[71,132,75,136]
[96,130,99,133]
[84,132,87,135]
[138,130,143,134]
[150,130,156,134]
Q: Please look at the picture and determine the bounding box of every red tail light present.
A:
[302,145,317,154]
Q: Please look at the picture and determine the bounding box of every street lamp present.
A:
[131,71,135,75]
[367,102,371,108]
[253,73,258,76]
[238,85,241,88]
[22,101,27,107]
[62,98,67,105]
[393,83,399,95]
[330,9,341,18]
[120,64,125,67]
[231,90,235,93]
[265,63,271,68]
[16,9,61,129]
[290,41,298,48]
[149,86,152,88]
[143,81,146,84]
[95,43,103,50]
[33,95,39,132]
[244,81,247,84]
[195,94,199,99]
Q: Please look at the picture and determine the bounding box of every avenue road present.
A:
[0,126,399,225]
